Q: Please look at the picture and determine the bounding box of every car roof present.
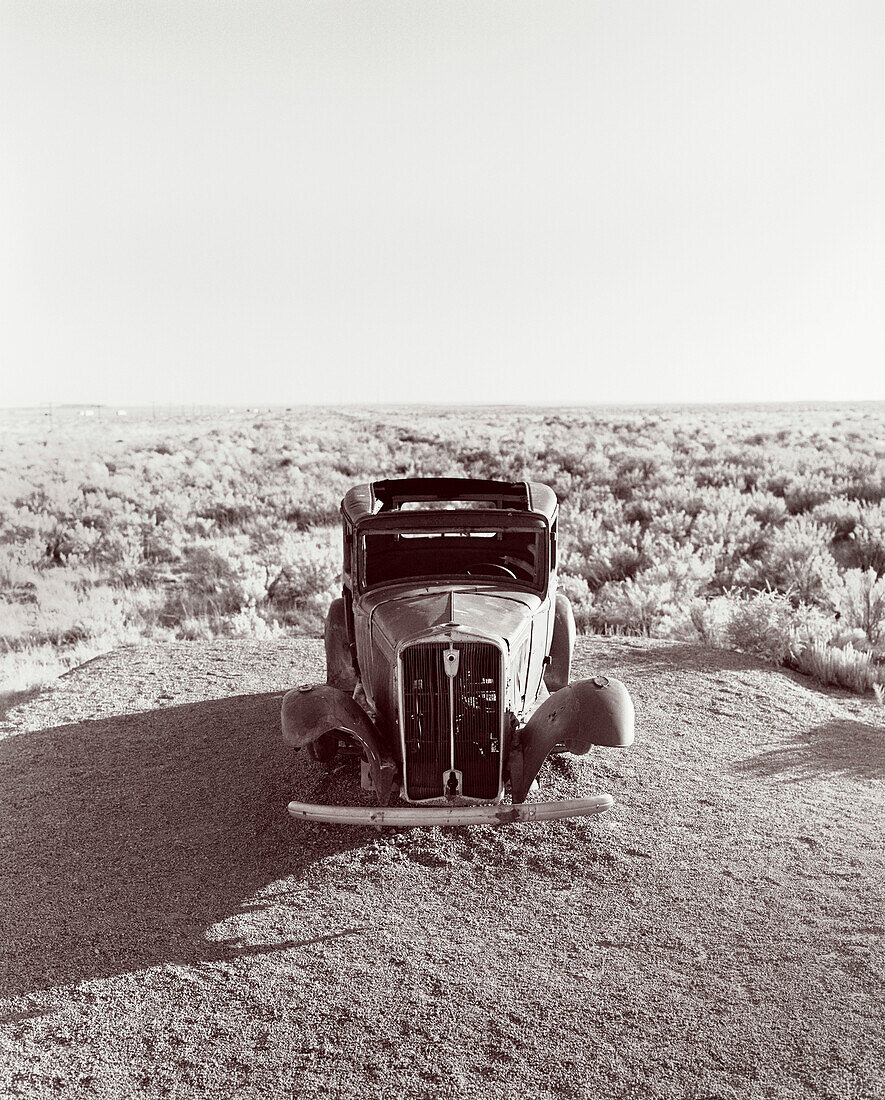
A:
[341,477,557,525]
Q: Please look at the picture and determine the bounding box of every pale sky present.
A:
[2,1,883,407]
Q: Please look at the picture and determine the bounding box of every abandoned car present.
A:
[282,477,634,825]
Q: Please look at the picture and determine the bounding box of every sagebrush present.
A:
[2,402,884,694]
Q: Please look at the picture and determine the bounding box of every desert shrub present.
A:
[141,519,186,565]
[783,475,833,515]
[764,471,791,499]
[587,540,717,638]
[592,577,668,635]
[734,516,841,608]
[0,573,144,651]
[0,638,124,696]
[3,403,884,677]
[846,503,885,575]
[843,458,885,503]
[639,539,716,602]
[609,446,669,500]
[622,500,655,527]
[786,600,840,654]
[225,607,286,640]
[265,529,339,611]
[546,445,611,484]
[590,550,712,636]
[160,541,266,627]
[723,590,796,664]
[837,568,885,645]
[830,627,872,652]
[793,642,885,694]
[560,511,645,590]
[646,508,694,544]
[0,543,42,601]
[811,498,885,574]
[0,600,34,649]
[689,596,733,646]
[198,500,256,529]
[698,588,847,684]
[176,617,217,641]
[811,497,861,540]
[283,498,342,529]
[694,458,754,491]
[689,499,766,588]
[557,574,595,633]
[745,491,788,527]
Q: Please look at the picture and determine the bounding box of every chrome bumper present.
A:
[287,794,614,826]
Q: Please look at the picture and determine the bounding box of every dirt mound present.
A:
[1,637,882,1099]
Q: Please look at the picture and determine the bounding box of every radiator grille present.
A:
[452,642,501,799]
[400,644,449,801]
[400,641,502,800]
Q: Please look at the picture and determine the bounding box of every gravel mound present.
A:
[1,637,883,1099]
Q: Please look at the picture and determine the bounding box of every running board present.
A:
[287,794,614,826]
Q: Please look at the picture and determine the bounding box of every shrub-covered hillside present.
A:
[2,403,884,695]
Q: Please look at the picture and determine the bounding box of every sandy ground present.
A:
[0,636,883,1100]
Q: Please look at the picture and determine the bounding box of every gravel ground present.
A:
[0,636,883,1100]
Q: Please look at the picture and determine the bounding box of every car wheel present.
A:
[308,732,340,764]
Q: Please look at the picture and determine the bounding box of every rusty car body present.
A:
[281,477,634,825]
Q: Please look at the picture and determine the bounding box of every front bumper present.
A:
[287,793,614,826]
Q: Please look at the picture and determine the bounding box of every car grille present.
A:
[400,641,502,801]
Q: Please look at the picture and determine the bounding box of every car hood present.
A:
[368,586,541,652]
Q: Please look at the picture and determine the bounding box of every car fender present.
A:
[281,684,397,805]
[510,676,634,803]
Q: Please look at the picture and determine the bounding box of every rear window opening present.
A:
[361,527,545,589]
[397,500,500,511]
[398,530,495,538]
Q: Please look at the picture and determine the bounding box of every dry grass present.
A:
[793,640,885,694]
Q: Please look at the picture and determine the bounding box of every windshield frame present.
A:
[355,510,550,594]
